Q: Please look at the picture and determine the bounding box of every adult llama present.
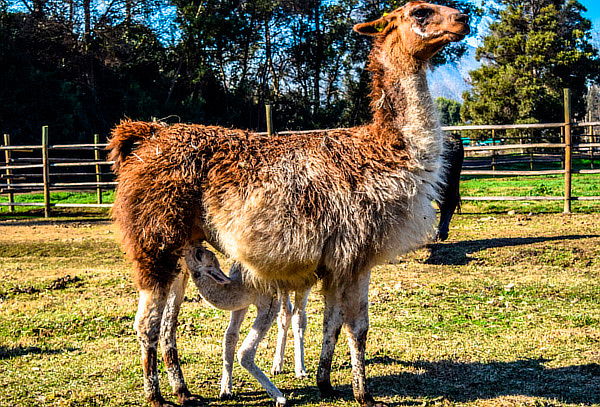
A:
[108,2,469,406]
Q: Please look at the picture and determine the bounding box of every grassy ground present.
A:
[0,213,598,407]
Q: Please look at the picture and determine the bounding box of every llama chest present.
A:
[202,163,438,287]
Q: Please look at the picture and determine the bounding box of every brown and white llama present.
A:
[184,245,309,406]
[108,2,469,406]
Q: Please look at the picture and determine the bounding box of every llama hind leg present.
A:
[317,289,343,398]
[135,285,170,407]
[159,270,198,404]
[292,288,310,378]
[237,295,286,406]
[220,307,248,399]
[271,293,292,375]
[342,271,386,407]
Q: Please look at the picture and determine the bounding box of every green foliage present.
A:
[0,0,478,143]
[462,0,599,126]
[435,97,462,126]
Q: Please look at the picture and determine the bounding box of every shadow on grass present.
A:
[265,357,600,406]
[426,234,600,265]
[365,357,599,405]
[0,345,78,359]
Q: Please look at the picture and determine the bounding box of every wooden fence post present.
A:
[265,104,273,136]
[94,134,102,204]
[42,126,51,218]
[589,123,595,169]
[3,134,14,212]
[491,129,496,171]
[563,89,572,214]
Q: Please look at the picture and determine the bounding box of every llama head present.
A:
[354,1,470,64]
[185,245,231,285]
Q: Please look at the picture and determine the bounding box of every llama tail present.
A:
[107,120,164,172]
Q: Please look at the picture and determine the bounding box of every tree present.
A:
[587,84,600,121]
[0,0,480,142]
[462,0,599,125]
[436,97,462,126]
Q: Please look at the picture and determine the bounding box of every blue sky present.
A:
[580,0,600,31]
[469,0,600,32]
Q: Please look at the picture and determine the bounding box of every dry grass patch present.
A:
[0,214,598,406]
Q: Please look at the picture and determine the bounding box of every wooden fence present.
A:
[2,90,599,217]
[1,126,114,217]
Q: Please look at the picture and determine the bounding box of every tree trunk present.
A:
[83,0,91,44]
[312,1,322,112]
[264,18,280,97]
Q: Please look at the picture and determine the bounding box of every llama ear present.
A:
[203,267,232,285]
[353,16,390,36]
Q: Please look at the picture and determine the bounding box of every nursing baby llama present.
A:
[184,244,309,406]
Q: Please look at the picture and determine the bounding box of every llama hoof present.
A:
[435,229,448,242]
[294,370,307,379]
[318,383,341,399]
[176,389,205,406]
[180,394,205,406]
[359,394,388,407]
[275,396,287,406]
[219,391,235,401]
[149,397,176,407]
[271,367,283,375]
[362,402,387,407]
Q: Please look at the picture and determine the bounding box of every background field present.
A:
[2,171,600,216]
[0,212,598,407]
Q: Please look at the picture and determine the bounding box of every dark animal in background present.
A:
[436,133,464,241]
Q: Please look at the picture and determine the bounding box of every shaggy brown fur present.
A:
[110,124,412,290]
[109,3,469,407]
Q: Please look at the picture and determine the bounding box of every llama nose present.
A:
[454,13,469,25]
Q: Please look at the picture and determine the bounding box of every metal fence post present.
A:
[3,134,14,212]
[563,89,572,214]
[42,126,51,218]
[94,134,102,204]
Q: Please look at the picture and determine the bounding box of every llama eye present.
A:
[412,8,432,22]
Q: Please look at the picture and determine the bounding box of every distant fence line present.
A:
[2,90,599,217]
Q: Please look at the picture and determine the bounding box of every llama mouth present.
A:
[446,26,470,37]
[443,30,468,40]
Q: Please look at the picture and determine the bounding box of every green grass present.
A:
[0,214,598,406]
[2,170,600,217]
[458,173,600,213]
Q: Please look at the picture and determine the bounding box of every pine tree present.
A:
[436,97,462,126]
[462,0,599,125]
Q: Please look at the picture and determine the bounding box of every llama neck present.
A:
[192,272,253,311]
[369,54,443,172]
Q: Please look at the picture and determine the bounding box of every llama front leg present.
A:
[159,270,197,404]
[220,307,248,399]
[292,288,310,378]
[135,286,170,407]
[342,270,386,407]
[317,288,343,398]
[237,295,286,406]
[271,293,292,375]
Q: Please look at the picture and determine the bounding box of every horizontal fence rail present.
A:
[2,90,599,216]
